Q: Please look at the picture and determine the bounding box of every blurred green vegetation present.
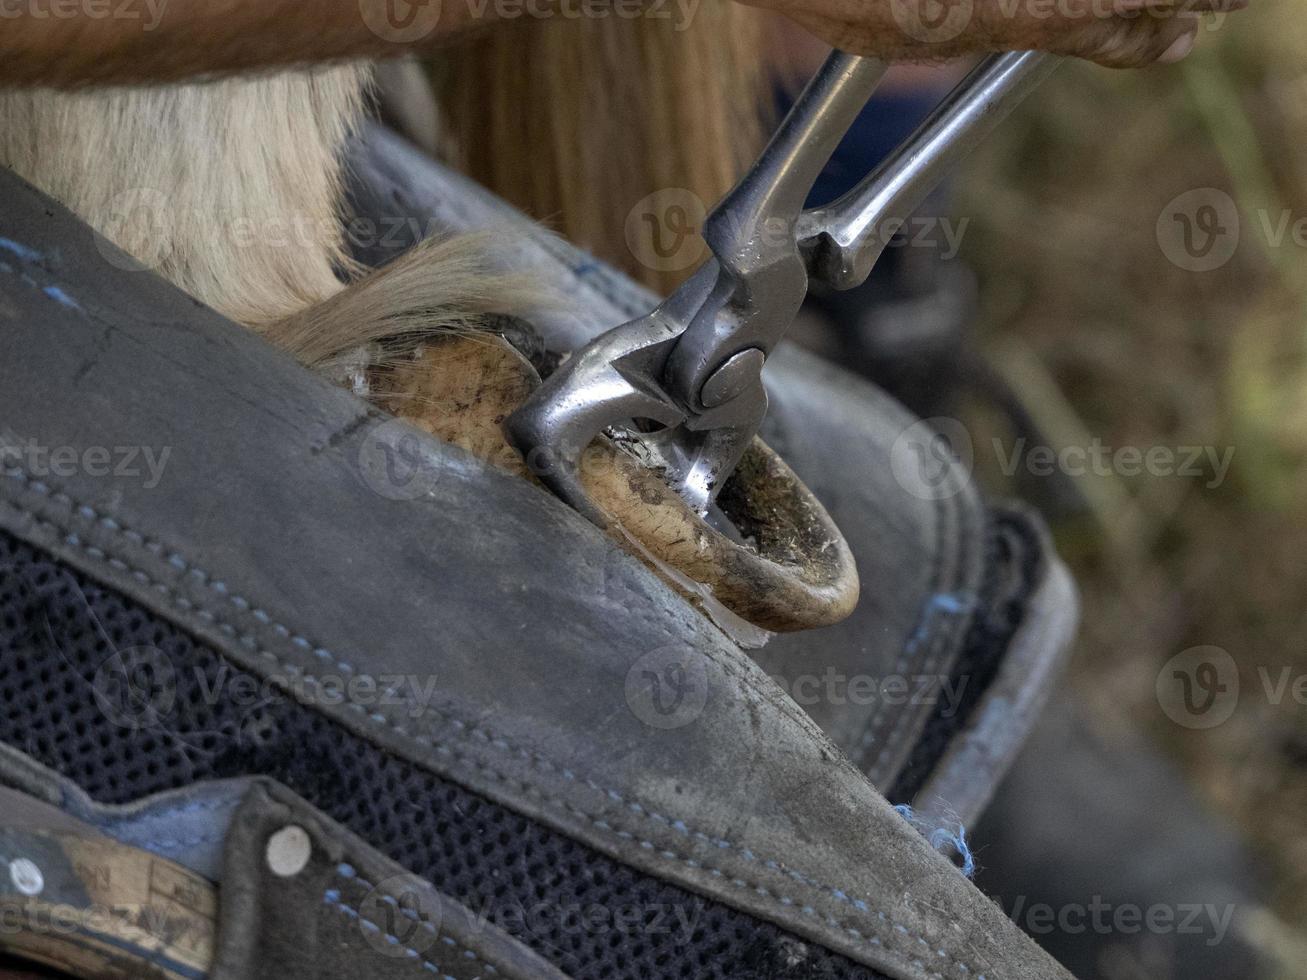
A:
[957,6,1307,969]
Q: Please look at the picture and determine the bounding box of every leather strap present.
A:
[0,160,1070,978]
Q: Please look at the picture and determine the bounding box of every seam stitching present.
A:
[334,864,500,976]
[0,463,979,980]
[322,889,459,979]
[133,831,228,850]
[860,482,950,762]
[869,485,977,775]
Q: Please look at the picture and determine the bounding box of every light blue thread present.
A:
[863,588,980,771]
[42,285,82,312]
[0,237,42,263]
[322,889,457,979]
[334,866,497,975]
[894,806,976,879]
[20,479,950,971]
[0,463,979,979]
[857,588,973,757]
[136,830,228,851]
[928,825,975,879]
[0,239,82,313]
[902,593,973,653]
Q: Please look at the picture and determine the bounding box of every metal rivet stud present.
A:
[700,348,765,410]
[265,825,312,877]
[9,858,43,896]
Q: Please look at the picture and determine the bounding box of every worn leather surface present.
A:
[752,347,987,784]
[911,505,1078,824]
[344,123,1075,806]
[0,166,1069,978]
[212,780,571,980]
[0,752,565,980]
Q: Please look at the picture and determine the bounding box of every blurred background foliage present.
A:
[956,5,1307,962]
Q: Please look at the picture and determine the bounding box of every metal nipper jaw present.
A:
[505,51,1061,528]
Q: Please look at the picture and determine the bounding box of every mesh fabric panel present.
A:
[0,530,890,980]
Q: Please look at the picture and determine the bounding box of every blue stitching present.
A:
[132,830,228,851]
[0,462,974,979]
[0,249,83,313]
[322,890,457,979]
[74,789,237,829]
[857,489,952,760]
[0,237,43,263]
[5,463,958,977]
[334,865,498,975]
[161,795,240,818]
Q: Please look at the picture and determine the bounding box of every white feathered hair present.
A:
[0,65,543,370]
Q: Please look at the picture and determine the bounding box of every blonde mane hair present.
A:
[0,67,368,329]
[437,0,768,293]
[0,8,768,366]
[0,64,546,371]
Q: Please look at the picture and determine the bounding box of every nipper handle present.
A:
[798,51,1061,292]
